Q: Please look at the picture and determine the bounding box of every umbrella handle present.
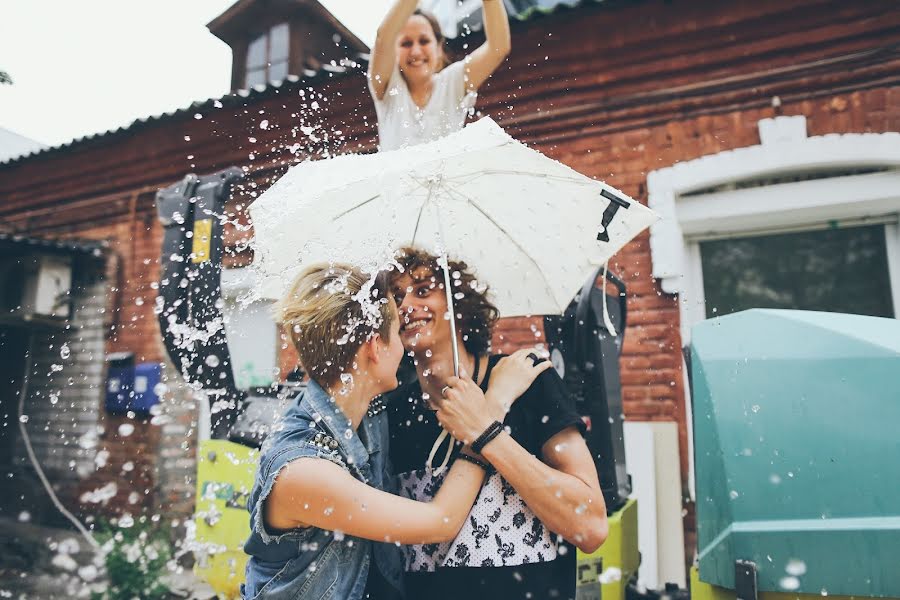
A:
[440,256,461,378]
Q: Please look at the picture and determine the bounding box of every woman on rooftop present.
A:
[368,0,511,150]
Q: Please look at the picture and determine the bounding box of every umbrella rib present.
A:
[446,170,591,186]
[332,194,382,221]
[455,192,560,309]
[410,195,429,246]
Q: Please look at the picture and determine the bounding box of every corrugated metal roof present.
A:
[0,55,368,169]
[0,232,109,256]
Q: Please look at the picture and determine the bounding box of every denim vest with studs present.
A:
[242,380,403,599]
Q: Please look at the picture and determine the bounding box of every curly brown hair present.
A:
[390,246,499,356]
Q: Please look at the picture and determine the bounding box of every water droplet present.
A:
[118,423,135,437]
[751,404,761,413]
[122,461,134,472]
[785,559,807,576]
[118,514,134,528]
[574,504,587,515]
[770,473,782,485]
[18,511,31,523]
[729,490,739,500]
[78,431,98,450]
[333,530,345,541]
[598,566,621,584]
[779,576,800,591]
[205,354,220,368]
[259,119,269,129]
[49,392,59,405]
[50,363,63,372]
[19,415,29,423]
[78,564,99,582]
[60,344,71,359]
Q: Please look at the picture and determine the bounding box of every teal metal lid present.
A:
[691,309,900,597]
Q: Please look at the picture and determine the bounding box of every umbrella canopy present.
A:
[250,117,658,317]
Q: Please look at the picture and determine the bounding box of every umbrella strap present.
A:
[601,261,618,338]
[426,428,454,471]
[426,355,482,471]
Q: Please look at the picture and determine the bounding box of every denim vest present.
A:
[242,380,404,600]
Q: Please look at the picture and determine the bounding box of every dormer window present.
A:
[245,22,289,87]
[207,0,369,93]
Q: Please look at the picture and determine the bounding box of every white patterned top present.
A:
[397,466,558,571]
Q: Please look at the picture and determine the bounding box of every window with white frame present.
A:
[649,116,900,343]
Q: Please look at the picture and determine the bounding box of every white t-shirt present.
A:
[369,61,477,151]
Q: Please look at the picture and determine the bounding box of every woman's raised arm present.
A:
[463,0,512,92]
[369,0,419,100]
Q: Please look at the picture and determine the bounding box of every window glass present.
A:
[269,23,290,62]
[269,60,288,82]
[246,33,267,69]
[700,224,894,319]
[245,67,266,88]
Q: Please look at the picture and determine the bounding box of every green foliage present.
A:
[91,517,172,600]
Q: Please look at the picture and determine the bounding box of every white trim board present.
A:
[624,421,686,589]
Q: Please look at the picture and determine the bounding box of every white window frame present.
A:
[647,116,900,501]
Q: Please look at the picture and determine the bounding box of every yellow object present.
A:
[191,218,213,263]
[576,498,640,600]
[689,567,896,600]
[193,439,258,599]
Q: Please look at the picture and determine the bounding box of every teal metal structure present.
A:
[691,309,900,597]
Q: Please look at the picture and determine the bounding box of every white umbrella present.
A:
[250,117,659,371]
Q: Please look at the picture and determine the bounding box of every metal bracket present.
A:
[735,560,758,600]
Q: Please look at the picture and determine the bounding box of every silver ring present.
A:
[441,385,450,398]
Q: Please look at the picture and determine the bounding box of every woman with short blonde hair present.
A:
[242,263,550,600]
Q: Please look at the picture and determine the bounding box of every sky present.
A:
[0,0,393,149]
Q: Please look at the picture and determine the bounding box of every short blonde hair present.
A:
[275,263,394,388]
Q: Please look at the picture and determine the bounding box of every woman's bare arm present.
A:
[265,455,485,544]
[369,0,418,99]
[463,0,511,91]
